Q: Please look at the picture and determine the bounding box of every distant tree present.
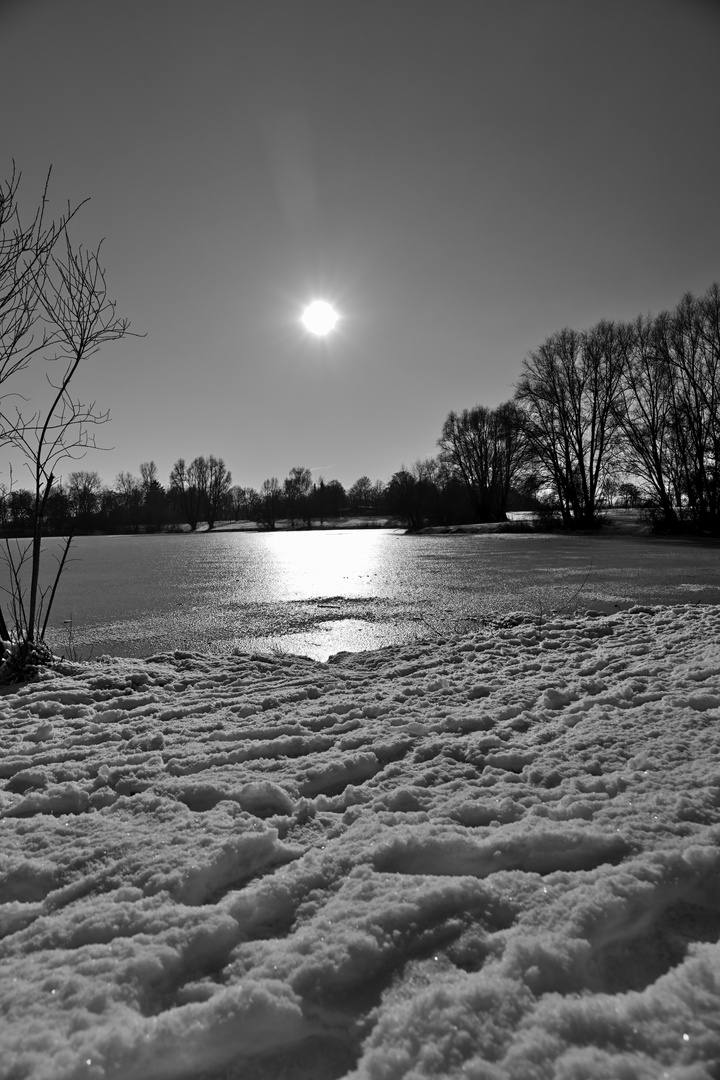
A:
[8,489,34,531]
[283,465,312,526]
[0,483,74,535]
[415,455,468,526]
[386,464,431,530]
[143,484,168,531]
[139,460,158,491]
[656,286,720,531]
[324,479,346,519]
[204,455,232,530]
[616,481,643,508]
[97,486,117,527]
[347,475,373,514]
[244,487,260,522]
[44,486,71,535]
[138,461,168,527]
[189,456,208,523]
[515,323,625,527]
[612,315,681,526]
[309,479,327,525]
[371,480,386,514]
[115,470,143,532]
[66,470,103,526]
[169,457,203,530]
[253,477,281,529]
[439,401,527,522]
[227,485,250,521]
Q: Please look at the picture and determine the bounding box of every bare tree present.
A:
[438,401,527,522]
[347,475,373,514]
[115,470,143,532]
[613,315,681,526]
[137,460,167,529]
[283,465,312,526]
[205,455,232,530]
[169,455,231,530]
[0,163,84,389]
[386,464,431,530]
[229,484,263,522]
[139,460,158,493]
[324,479,346,519]
[169,458,203,530]
[66,470,102,524]
[657,287,720,530]
[515,323,625,527]
[252,477,281,529]
[0,170,135,673]
[417,455,464,526]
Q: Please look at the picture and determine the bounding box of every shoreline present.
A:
[17,510,720,542]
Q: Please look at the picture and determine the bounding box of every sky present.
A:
[2,0,720,495]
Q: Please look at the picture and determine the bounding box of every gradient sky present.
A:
[3,0,719,494]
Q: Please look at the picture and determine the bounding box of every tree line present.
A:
[0,459,387,534]
[393,281,720,534]
[3,281,719,537]
[516,283,720,531]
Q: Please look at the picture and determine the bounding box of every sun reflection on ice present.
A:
[233,530,394,604]
[224,530,408,659]
[246,617,407,662]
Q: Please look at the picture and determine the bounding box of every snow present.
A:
[1,603,719,1079]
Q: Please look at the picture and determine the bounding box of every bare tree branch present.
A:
[0,165,140,677]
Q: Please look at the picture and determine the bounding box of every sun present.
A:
[300,299,340,337]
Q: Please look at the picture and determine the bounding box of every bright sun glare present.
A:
[300,299,340,337]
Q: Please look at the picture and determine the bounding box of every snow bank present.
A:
[1,604,719,1079]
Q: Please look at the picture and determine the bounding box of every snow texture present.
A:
[1,603,719,1079]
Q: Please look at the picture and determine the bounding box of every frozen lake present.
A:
[36,528,720,661]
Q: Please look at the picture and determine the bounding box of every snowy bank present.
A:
[1,604,719,1079]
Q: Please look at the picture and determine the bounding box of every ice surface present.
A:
[0,604,719,1078]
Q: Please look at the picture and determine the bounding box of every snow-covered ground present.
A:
[1,604,719,1080]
